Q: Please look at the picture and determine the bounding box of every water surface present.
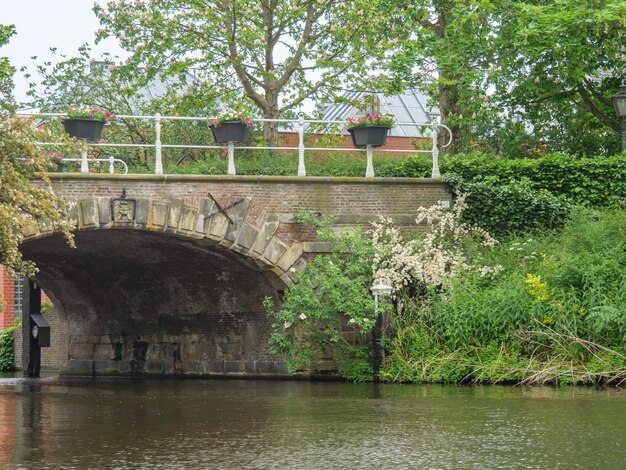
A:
[1,374,624,469]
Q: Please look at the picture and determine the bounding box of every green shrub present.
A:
[0,321,20,372]
[264,210,377,375]
[444,174,570,236]
[398,153,626,207]
[166,152,409,177]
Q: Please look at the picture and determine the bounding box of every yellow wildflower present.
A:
[525,273,549,301]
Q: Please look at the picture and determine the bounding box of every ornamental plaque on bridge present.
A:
[111,198,136,223]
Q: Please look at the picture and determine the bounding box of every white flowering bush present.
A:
[372,194,502,303]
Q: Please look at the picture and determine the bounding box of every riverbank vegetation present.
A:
[267,197,626,385]
[0,321,20,372]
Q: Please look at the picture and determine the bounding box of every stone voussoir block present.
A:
[148,200,171,230]
[166,199,184,231]
[251,220,280,257]
[22,220,40,239]
[79,198,99,228]
[97,197,112,227]
[207,212,230,242]
[261,238,288,267]
[276,243,304,272]
[134,198,151,227]
[178,205,199,234]
[223,198,250,243]
[232,223,260,256]
[65,198,80,228]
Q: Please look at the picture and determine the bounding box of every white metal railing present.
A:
[20,113,452,178]
[61,156,129,174]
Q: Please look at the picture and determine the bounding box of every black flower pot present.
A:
[210,121,250,143]
[63,118,106,141]
[348,126,390,148]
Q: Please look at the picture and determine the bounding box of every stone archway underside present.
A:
[19,196,312,377]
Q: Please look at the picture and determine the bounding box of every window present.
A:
[14,274,24,319]
[366,94,381,114]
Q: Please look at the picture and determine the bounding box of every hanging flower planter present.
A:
[63,118,106,141]
[209,109,254,144]
[348,126,391,148]
[346,113,395,148]
[62,105,113,142]
[210,121,250,143]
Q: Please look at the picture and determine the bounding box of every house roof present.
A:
[128,70,200,105]
[318,89,439,137]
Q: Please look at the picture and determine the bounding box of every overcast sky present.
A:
[2,1,125,107]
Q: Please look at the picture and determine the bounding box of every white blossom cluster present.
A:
[371,195,502,296]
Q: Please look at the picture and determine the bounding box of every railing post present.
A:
[80,149,89,173]
[227,141,236,175]
[431,123,440,178]
[108,156,115,174]
[297,117,306,176]
[365,144,375,177]
[154,113,163,175]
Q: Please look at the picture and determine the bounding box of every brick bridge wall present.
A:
[49,174,449,222]
[18,174,450,377]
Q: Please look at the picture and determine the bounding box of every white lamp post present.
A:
[370,282,393,310]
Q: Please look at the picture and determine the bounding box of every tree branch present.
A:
[221,0,268,110]
[576,83,617,129]
[583,78,613,108]
[276,1,323,89]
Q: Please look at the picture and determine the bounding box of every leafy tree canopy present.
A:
[94,0,392,144]
[382,0,626,156]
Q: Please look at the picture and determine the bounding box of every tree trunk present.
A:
[261,91,280,147]
[263,119,280,147]
[438,80,462,154]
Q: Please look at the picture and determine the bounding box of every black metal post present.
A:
[372,298,392,383]
[621,122,626,153]
[371,313,383,383]
[21,279,42,378]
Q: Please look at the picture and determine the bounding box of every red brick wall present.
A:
[0,265,15,330]
[0,268,52,331]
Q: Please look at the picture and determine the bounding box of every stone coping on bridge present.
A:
[44,173,445,186]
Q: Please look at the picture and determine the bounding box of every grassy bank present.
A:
[385,208,626,385]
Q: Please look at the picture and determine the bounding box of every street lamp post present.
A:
[370,282,393,383]
[612,83,626,152]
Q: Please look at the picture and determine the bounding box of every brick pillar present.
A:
[0,265,16,330]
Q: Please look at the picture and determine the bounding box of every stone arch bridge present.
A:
[20,174,450,377]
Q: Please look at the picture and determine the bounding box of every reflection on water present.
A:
[1,374,625,469]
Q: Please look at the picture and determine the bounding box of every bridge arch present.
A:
[20,196,308,376]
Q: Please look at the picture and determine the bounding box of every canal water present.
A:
[1,375,625,469]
